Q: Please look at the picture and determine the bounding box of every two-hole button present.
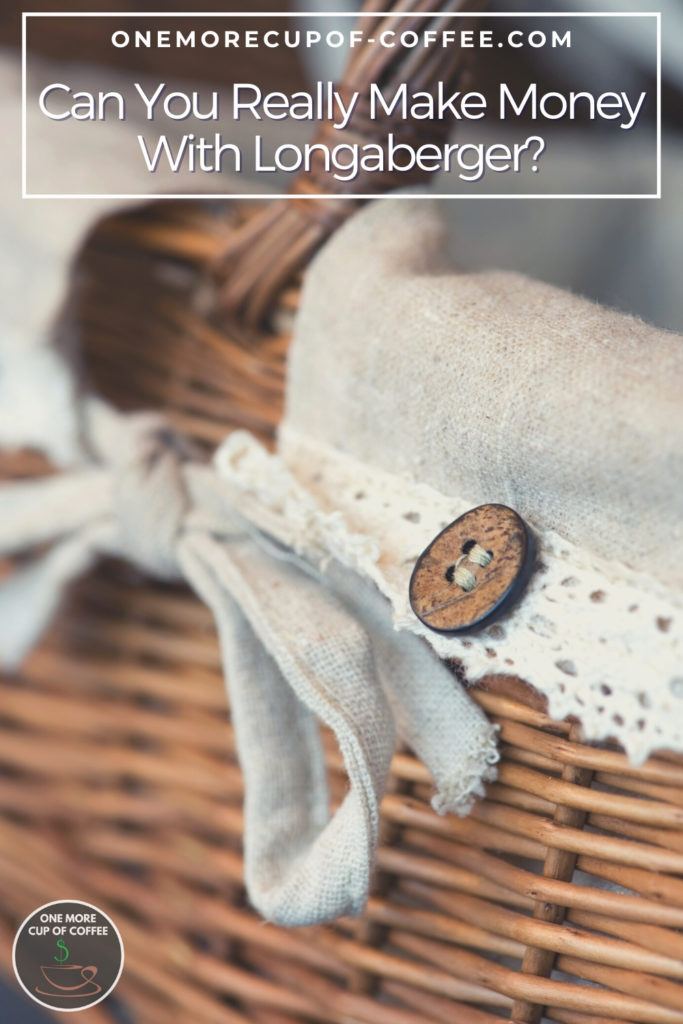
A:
[409,504,534,635]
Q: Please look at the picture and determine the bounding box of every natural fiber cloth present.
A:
[289,198,682,582]
[0,382,497,929]
[219,197,683,764]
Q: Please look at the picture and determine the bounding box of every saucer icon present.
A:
[35,964,102,999]
[13,900,123,1011]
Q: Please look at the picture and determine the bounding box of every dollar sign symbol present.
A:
[54,939,70,964]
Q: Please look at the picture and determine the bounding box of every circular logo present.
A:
[13,900,124,1013]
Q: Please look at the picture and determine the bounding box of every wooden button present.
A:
[409,504,534,635]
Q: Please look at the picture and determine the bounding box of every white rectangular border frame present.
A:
[21,10,662,200]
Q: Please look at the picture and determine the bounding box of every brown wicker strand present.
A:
[213,0,479,326]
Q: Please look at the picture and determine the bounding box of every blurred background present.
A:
[3,0,683,331]
[1,1,682,1020]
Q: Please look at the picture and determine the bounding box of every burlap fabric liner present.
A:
[218,196,683,767]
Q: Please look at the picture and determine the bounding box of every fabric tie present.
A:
[109,412,191,580]
[0,353,499,927]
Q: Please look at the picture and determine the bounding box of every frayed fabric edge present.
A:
[431,726,500,818]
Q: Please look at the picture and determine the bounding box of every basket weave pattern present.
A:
[1,202,682,1024]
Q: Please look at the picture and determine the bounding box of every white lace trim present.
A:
[217,429,683,765]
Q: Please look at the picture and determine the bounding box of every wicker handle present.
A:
[214,0,481,327]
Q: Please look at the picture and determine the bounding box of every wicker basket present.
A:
[2,6,683,1023]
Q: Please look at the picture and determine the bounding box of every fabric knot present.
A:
[0,391,499,927]
[110,413,190,580]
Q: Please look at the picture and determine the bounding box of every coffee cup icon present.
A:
[37,964,101,998]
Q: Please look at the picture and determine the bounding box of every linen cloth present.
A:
[0,384,498,930]
[220,196,683,765]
